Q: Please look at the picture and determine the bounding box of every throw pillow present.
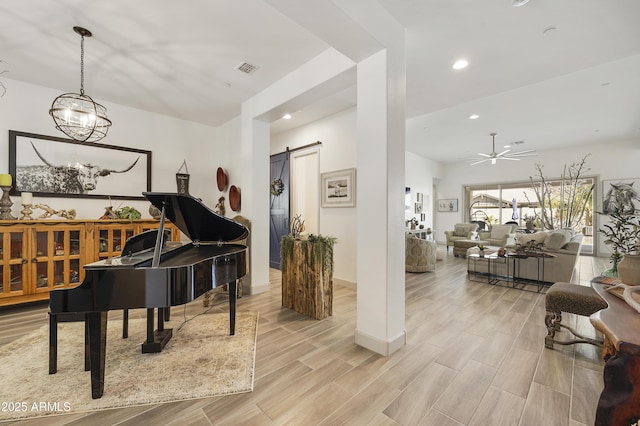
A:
[544,230,572,251]
[453,225,467,237]
[516,232,547,247]
[490,224,512,239]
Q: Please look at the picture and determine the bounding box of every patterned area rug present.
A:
[0,311,258,421]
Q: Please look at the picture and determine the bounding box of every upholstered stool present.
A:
[544,282,607,349]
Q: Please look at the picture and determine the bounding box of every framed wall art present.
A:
[602,178,640,214]
[9,130,151,200]
[437,198,458,212]
[321,168,356,207]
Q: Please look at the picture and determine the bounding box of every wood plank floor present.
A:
[0,249,610,425]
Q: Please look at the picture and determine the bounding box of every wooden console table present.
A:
[590,276,640,426]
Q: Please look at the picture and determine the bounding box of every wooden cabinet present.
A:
[0,220,180,306]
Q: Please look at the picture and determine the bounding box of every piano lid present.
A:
[144,192,248,243]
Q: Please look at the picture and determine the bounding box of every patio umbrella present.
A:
[512,198,519,220]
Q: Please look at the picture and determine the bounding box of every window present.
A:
[465,177,595,255]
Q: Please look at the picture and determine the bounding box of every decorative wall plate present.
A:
[229,185,241,211]
[216,167,227,191]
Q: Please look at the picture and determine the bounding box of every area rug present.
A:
[0,311,258,421]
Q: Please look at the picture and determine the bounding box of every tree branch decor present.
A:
[529,153,593,230]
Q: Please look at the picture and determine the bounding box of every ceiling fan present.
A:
[470,132,537,166]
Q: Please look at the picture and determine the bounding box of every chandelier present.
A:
[49,27,111,143]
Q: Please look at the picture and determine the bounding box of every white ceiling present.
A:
[1,0,639,164]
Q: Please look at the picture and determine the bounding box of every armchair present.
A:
[406,233,437,272]
[477,223,517,247]
[444,223,479,251]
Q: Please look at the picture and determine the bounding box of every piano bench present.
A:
[48,310,129,375]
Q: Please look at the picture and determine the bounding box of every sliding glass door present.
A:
[465,177,595,255]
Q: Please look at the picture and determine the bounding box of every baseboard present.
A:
[246,282,270,295]
[334,277,356,290]
[354,328,406,356]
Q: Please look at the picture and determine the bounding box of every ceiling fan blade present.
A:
[507,152,537,158]
[496,149,511,157]
[501,157,521,161]
[477,153,491,158]
[470,158,490,166]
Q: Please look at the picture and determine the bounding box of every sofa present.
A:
[467,229,584,284]
[406,233,437,272]
[477,223,518,248]
[444,223,479,252]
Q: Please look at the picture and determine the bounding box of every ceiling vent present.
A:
[236,61,259,75]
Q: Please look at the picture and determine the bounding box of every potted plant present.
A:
[599,204,640,284]
[477,244,487,257]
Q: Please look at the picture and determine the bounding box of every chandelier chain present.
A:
[79,34,85,95]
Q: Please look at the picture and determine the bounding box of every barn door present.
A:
[269,152,290,269]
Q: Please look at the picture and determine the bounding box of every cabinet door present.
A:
[32,225,85,293]
[95,224,136,259]
[0,227,29,299]
[138,222,180,242]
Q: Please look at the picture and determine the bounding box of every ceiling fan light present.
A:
[452,59,468,70]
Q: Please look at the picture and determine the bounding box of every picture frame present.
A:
[321,168,356,207]
[602,178,640,214]
[9,130,151,200]
[437,198,458,212]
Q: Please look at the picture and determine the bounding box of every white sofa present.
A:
[477,223,518,247]
[467,229,583,284]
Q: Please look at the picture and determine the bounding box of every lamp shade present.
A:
[50,92,112,143]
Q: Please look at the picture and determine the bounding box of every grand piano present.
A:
[49,192,248,399]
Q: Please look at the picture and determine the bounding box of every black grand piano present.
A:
[49,192,248,399]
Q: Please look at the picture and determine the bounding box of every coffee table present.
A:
[506,251,557,292]
[467,253,506,284]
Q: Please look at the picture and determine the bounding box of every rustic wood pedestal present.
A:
[590,277,640,426]
[281,238,333,320]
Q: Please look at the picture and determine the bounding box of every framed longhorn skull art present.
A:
[8,130,151,199]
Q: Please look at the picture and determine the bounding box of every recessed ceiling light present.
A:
[452,59,468,70]
[469,114,479,120]
[282,113,292,120]
[504,144,511,149]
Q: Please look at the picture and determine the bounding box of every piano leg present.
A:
[87,311,107,399]
[229,280,236,336]
[48,312,58,374]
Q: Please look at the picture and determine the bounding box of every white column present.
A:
[355,46,406,355]
[240,114,271,294]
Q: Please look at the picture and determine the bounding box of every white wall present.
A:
[429,139,639,255]
[405,151,442,229]
[0,78,220,220]
[271,107,358,284]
